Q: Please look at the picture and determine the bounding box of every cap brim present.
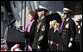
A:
[63,10,72,14]
[35,8,48,12]
[63,11,69,13]
[76,20,81,22]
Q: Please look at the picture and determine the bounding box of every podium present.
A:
[6,27,25,51]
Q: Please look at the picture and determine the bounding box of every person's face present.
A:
[37,11,42,18]
[61,13,65,21]
[28,14,33,21]
[50,21,52,26]
[37,11,45,18]
[49,21,53,28]
[51,20,56,27]
[61,13,69,19]
[76,22,80,26]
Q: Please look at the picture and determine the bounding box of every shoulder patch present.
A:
[65,23,69,28]
[78,30,80,34]
[41,26,45,31]
[38,35,44,41]
[36,23,41,32]
[70,38,73,41]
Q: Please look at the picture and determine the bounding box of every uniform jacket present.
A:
[60,17,76,50]
[25,20,37,46]
[75,26,81,42]
[32,17,49,51]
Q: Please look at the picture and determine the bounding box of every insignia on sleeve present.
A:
[70,38,73,41]
[78,30,80,34]
[38,35,44,41]
[36,23,41,32]
[41,26,45,31]
[65,23,69,28]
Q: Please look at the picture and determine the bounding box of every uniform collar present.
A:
[66,17,70,21]
[38,16,45,22]
[54,28,56,32]
[41,16,45,19]
[78,26,80,28]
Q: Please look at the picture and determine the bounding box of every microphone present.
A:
[8,19,16,26]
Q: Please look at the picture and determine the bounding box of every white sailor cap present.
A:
[75,18,81,22]
[36,5,48,12]
[63,8,72,14]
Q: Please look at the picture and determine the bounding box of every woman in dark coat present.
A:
[48,20,62,51]
[25,11,38,51]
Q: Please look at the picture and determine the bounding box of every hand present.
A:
[70,38,73,42]
[56,43,59,50]
[68,42,72,48]
[50,41,54,45]
[37,45,41,49]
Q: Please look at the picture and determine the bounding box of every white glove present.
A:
[37,45,41,49]
[50,41,54,45]
[68,42,72,48]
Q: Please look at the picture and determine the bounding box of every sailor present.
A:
[74,19,81,51]
[60,8,76,51]
[32,5,49,51]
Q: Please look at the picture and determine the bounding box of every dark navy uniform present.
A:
[32,17,48,51]
[80,25,82,51]
[75,26,81,42]
[60,17,76,51]
[74,19,82,51]
[74,25,81,51]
